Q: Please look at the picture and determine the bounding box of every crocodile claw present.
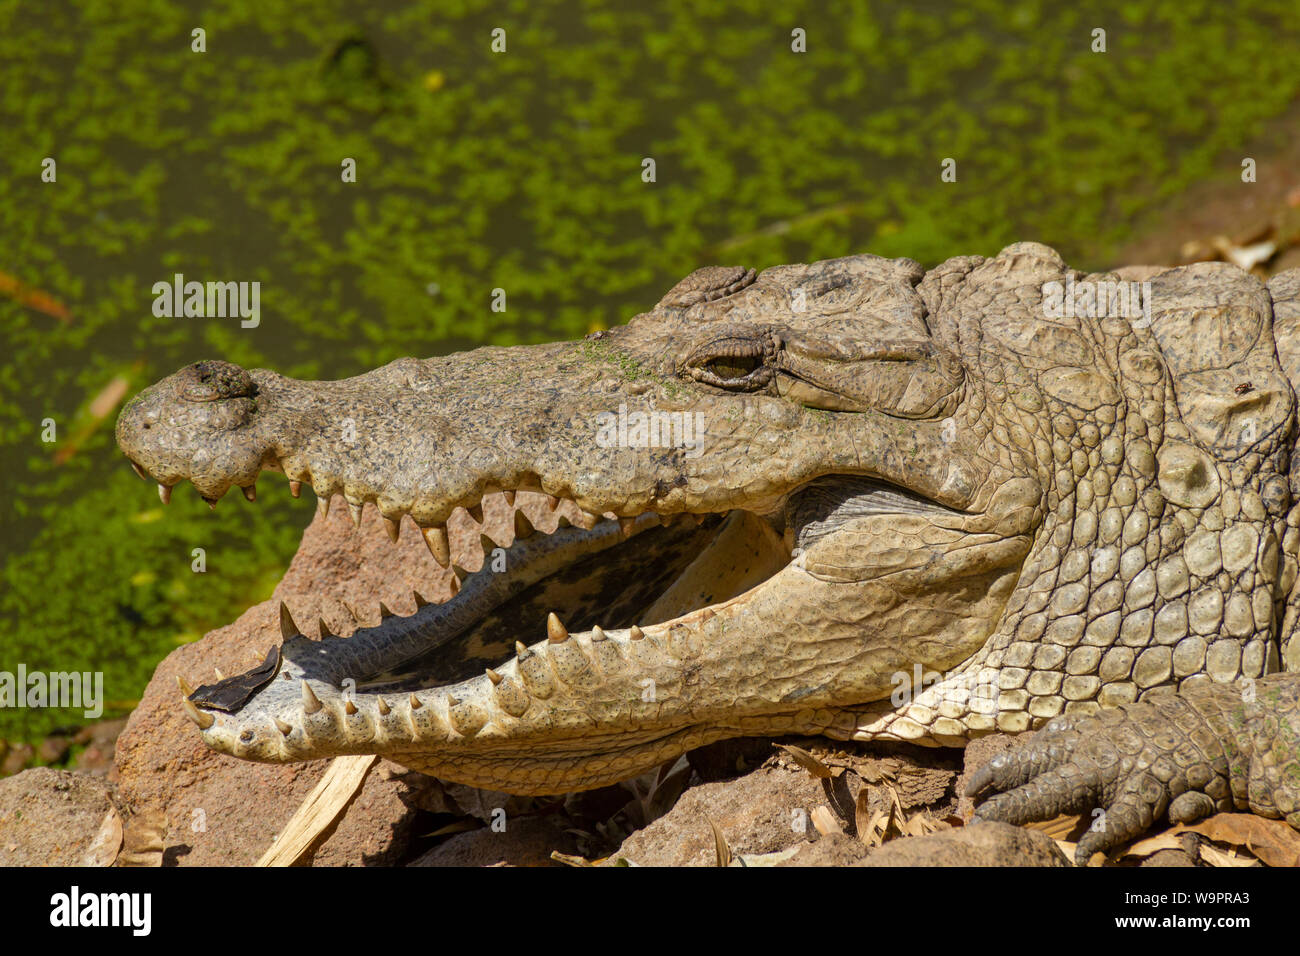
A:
[967,693,1237,865]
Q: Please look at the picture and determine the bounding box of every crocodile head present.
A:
[116,243,1298,793]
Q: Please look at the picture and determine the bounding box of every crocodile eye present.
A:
[704,354,762,381]
[683,334,772,390]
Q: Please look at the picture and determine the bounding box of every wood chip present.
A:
[257,754,378,866]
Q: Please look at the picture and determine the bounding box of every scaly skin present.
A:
[116,243,1300,842]
[969,673,1300,864]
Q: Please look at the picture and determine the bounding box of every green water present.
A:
[1,0,1298,743]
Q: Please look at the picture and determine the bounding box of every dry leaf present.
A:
[550,851,593,867]
[82,807,123,867]
[706,816,732,867]
[1182,813,1300,868]
[777,744,834,779]
[1123,831,1186,858]
[1199,843,1260,868]
[811,805,843,837]
[1023,813,1086,841]
[854,787,874,846]
[117,810,166,867]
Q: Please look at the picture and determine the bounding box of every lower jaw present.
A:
[193,507,797,787]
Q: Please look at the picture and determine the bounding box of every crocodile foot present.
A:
[966,674,1300,865]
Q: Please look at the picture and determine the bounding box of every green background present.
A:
[2,0,1298,743]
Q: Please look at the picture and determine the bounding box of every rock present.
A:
[0,767,124,866]
[1,743,33,777]
[111,497,511,866]
[1138,847,1198,867]
[409,816,577,867]
[73,718,126,778]
[37,735,71,765]
[860,821,1070,866]
[776,832,871,866]
[609,764,828,866]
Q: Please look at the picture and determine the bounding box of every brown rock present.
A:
[37,735,71,765]
[609,764,827,866]
[409,816,577,867]
[860,821,1070,866]
[0,767,124,866]
[111,497,511,866]
[1,743,33,777]
[776,831,871,866]
[73,718,127,778]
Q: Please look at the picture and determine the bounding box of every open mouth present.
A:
[154,469,950,698]
[153,466,796,744]
[134,451,999,793]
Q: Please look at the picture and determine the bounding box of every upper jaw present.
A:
[120,340,987,543]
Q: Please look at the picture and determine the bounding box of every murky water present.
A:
[1,0,1298,742]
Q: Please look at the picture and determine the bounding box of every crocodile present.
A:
[116,243,1300,862]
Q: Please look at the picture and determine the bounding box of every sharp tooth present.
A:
[575,509,600,530]
[383,517,401,543]
[242,484,256,502]
[158,483,172,505]
[378,602,394,619]
[344,698,358,716]
[545,495,560,511]
[182,697,215,729]
[316,493,331,518]
[466,503,484,523]
[630,625,646,641]
[409,694,423,710]
[280,602,301,640]
[619,516,637,537]
[176,675,195,697]
[694,513,707,526]
[317,618,335,639]
[348,500,363,528]
[480,533,501,557]
[546,612,568,644]
[274,717,293,736]
[131,462,149,480]
[448,575,461,597]
[485,668,503,685]
[204,497,219,510]
[377,696,390,715]
[413,591,431,609]
[591,626,607,642]
[515,641,529,658]
[451,564,472,585]
[513,511,536,539]
[301,681,323,714]
[555,514,573,529]
[421,525,450,567]
[214,667,224,680]
[289,480,302,498]
[503,490,516,506]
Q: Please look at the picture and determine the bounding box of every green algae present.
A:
[1,0,1298,742]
